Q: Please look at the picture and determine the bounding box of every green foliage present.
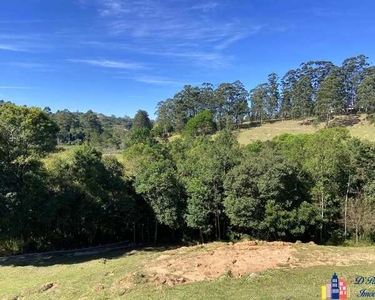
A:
[0,103,59,158]
[357,75,375,112]
[132,110,152,130]
[184,110,216,137]
[291,75,314,119]
[47,144,137,248]
[0,103,58,252]
[156,81,249,132]
[224,146,316,241]
[315,74,344,125]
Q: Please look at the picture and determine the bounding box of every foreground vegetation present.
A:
[1,242,375,300]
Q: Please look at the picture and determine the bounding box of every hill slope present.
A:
[237,114,374,145]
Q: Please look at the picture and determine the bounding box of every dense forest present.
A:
[2,54,375,255]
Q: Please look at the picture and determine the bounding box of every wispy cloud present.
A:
[0,86,35,90]
[214,25,264,50]
[115,74,199,86]
[0,19,43,24]
[98,0,130,16]
[0,44,26,52]
[0,34,48,52]
[68,59,148,70]
[2,62,55,72]
[76,0,263,69]
[313,8,341,17]
[81,41,233,68]
[190,2,219,12]
[3,62,47,68]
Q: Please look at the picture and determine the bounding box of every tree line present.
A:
[33,107,155,150]
[156,54,375,132]
[1,100,375,255]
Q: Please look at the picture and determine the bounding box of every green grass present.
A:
[43,145,126,166]
[0,248,165,300]
[1,244,375,300]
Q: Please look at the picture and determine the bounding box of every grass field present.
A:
[237,114,375,145]
[1,242,375,300]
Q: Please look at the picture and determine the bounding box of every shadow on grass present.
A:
[0,243,181,267]
[328,115,361,127]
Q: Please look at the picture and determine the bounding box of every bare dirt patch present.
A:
[144,241,297,285]
[111,241,375,291]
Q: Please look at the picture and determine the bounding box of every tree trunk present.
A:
[344,175,351,238]
[133,222,136,244]
[320,191,324,243]
[200,229,204,244]
[141,223,144,243]
[154,219,158,245]
[216,211,221,240]
[356,223,359,244]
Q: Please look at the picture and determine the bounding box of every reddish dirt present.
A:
[112,240,375,289]
[143,241,298,285]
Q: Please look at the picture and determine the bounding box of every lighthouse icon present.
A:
[321,273,349,299]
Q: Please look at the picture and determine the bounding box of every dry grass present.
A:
[237,114,375,145]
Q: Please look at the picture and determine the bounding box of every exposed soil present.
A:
[118,240,375,288]
[138,241,298,286]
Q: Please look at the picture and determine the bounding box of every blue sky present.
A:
[1,0,374,118]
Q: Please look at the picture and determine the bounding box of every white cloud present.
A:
[190,2,219,12]
[3,62,47,68]
[133,76,184,86]
[215,26,264,50]
[0,44,26,52]
[68,59,148,70]
[0,86,35,90]
[0,34,48,53]
[98,0,130,16]
[313,8,341,17]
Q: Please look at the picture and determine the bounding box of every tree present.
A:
[0,103,58,251]
[291,76,314,121]
[300,61,336,97]
[224,146,317,241]
[47,145,137,248]
[181,131,241,240]
[215,81,249,128]
[356,75,375,112]
[134,158,185,244]
[184,110,216,137]
[303,128,350,243]
[184,178,212,243]
[265,73,280,118]
[315,74,343,126]
[250,83,268,123]
[132,110,152,130]
[281,69,299,120]
[81,110,103,144]
[341,54,369,108]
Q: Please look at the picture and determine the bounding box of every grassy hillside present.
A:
[1,241,374,299]
[237,114,374,145]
